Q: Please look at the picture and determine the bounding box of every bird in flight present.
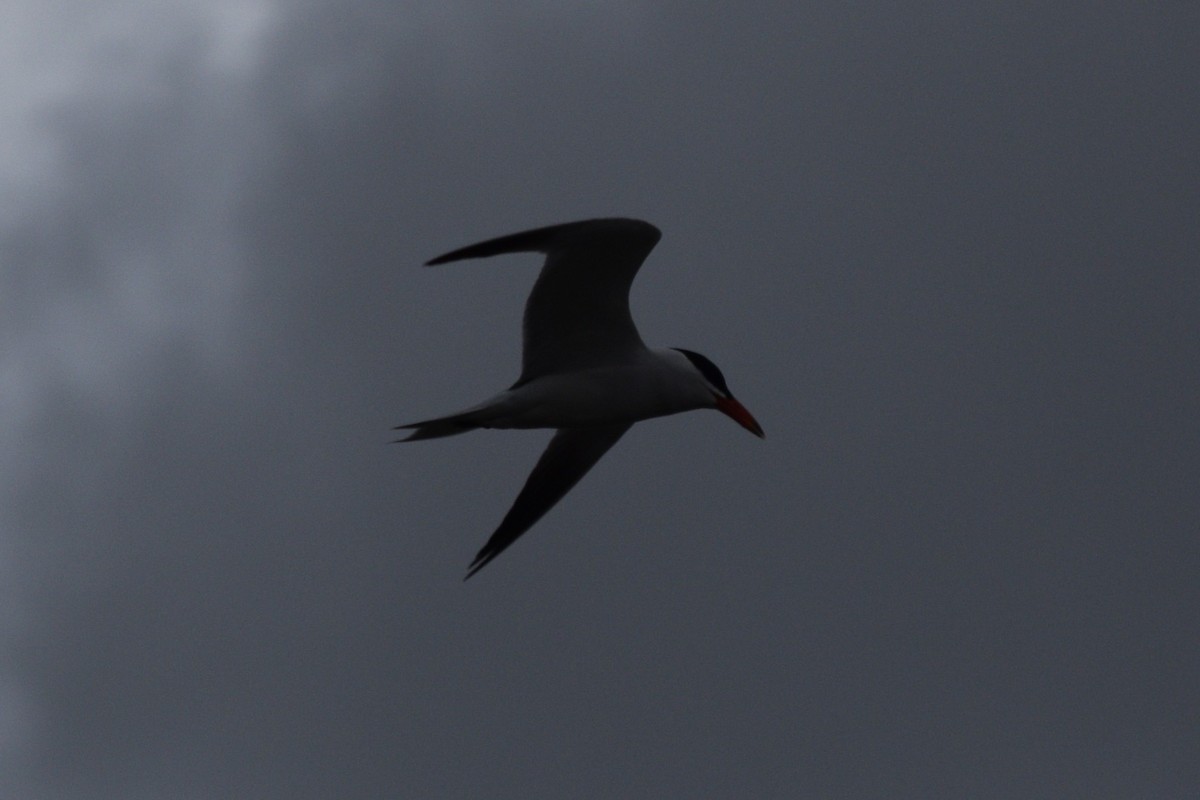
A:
[396,218,763,579]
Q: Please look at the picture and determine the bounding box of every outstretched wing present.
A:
[464,423,631,580]
[426,218,662,383]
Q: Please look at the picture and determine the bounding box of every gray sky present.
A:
[2,2,1197,797]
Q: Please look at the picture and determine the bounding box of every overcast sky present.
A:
[2,2,1197,798]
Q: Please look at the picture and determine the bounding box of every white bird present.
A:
[396,218,763,579]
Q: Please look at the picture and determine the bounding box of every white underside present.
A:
[470,349,716,430]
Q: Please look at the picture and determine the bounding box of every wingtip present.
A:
[423,218,661,268]
[463,537,506,580]
[463,555,490,581]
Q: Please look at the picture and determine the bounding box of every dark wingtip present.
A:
[463,536,507,580]
[424,218,660,268]
[463,554,491,581]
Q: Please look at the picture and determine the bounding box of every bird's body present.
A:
[407,349,714,434]
[397,218,762,578]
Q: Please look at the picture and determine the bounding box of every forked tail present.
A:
[392,406,489,442]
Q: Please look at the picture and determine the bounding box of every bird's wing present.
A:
[464,423,632,580]
[426,218,662,382]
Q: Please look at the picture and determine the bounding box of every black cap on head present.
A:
[672,348,732,397]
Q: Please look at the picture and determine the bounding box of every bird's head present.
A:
[672,348,764,438]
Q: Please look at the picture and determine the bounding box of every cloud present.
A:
[0,1,279,791]
[0,0,277,455]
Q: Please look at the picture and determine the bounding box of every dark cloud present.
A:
[2,3,1197,798]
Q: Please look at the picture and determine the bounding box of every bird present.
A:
[395,218,763,579]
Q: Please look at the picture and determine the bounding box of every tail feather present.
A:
[393,409,485,442]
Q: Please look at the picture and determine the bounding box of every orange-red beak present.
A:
[715,396,765,438]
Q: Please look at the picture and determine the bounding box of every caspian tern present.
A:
[396,218,763,579]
